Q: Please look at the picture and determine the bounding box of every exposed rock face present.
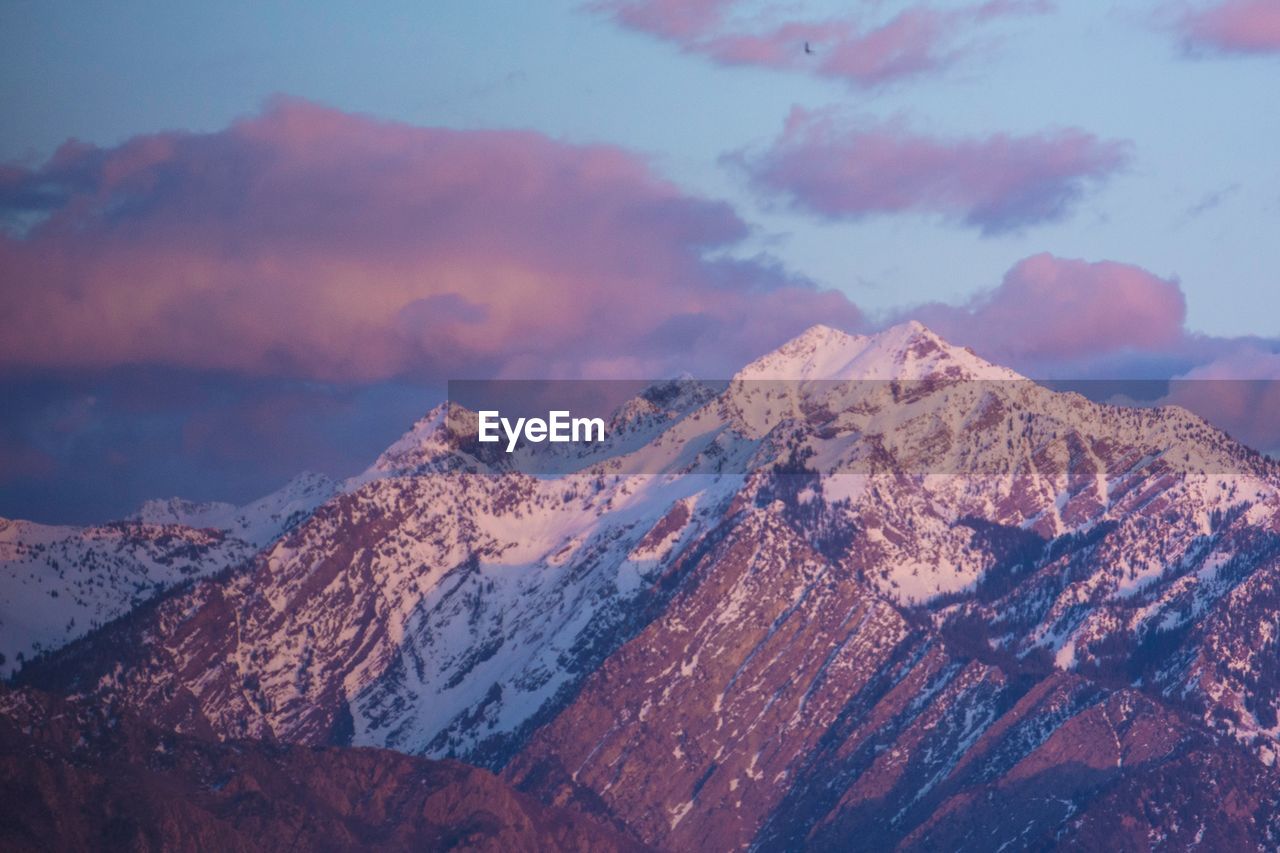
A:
[11,322,1280,848]
[0,686,647,852]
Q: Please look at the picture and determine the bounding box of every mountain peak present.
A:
[785,323,864,347]
[883,318,939,343]
[736,320,1019,381]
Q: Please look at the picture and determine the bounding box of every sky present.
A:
[1,0,1278,523]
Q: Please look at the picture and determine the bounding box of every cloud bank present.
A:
[0,98,861,383]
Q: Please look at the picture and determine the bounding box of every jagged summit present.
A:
[735,320,1022,382]
[361,402,455,480]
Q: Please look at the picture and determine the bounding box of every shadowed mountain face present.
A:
[8,322,1280,848]
[0,686,647,853]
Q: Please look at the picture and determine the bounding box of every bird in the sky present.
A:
[804,41,815,54]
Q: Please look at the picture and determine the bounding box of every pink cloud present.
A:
[590,0,1051,87]
[730,109,1129,234]
[589,0,737,40]
[1178,0,1280,55]
[0,98,861,383]
[908,253,1187,363]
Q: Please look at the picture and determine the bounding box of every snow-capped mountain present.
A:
[13,322,1280,848]
[732,320,1021,382]
[0,471,336,676]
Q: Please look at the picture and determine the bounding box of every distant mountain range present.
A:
[6,322,1280,849]
[0,470,336,674]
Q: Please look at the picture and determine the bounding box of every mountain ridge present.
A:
[8,320,1280,848]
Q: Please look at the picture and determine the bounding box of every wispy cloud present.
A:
[1178,182,1240,224]
[588,0,1053,87]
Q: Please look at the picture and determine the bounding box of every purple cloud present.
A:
[0,98,862,384]
[730,109,1130,234]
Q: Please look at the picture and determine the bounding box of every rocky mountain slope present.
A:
[12,322,1280,848]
